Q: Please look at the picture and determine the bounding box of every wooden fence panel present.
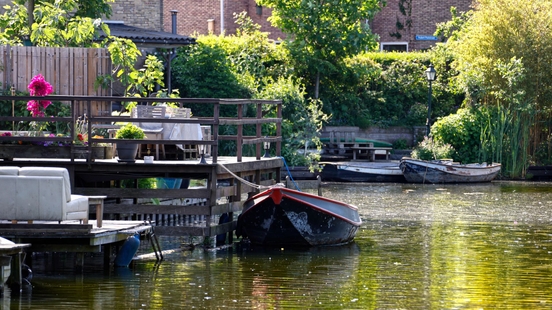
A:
[0,46,111,96]
[0,46,112,116]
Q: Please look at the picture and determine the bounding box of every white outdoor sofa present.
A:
[0,166,89,223]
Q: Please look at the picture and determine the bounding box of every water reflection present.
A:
[5,181,552,309]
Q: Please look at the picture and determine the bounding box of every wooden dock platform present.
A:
[0,239,30,294]
[0,220,150,292]
[0,220,151,252]
[0,95,284,279]
[0,155,282,240]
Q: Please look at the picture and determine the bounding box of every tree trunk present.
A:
[27,0,34,28]
[314,71,320,99]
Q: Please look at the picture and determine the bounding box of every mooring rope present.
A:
[216,163,273,190]
[279,156,301,191]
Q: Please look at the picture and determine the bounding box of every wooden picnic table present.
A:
[350,146,392,161]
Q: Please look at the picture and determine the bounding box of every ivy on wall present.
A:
[390,0,413,39]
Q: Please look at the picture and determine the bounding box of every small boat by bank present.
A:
[399,158,501,184]
[236,186,361,247]
[281,166,319,180]
[321,162,405,183]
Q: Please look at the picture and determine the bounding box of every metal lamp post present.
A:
[425,64,437,136]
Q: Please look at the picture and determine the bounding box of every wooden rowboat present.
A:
[399,158,501,184]
[321,162,405,183]
[236,186,361,247]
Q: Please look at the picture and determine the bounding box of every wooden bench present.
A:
[350,146,393,161]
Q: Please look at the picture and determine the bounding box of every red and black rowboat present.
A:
[236,186,361,247]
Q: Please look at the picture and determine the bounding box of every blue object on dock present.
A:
[114,234,140,267]
[156,178,182,189]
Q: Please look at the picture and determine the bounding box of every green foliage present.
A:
[257,76,329,166]
[411,136,454,161]
[74,0,114,19]
[258,0,383,99]
[128,54,166,96]
[0,0,112,46]
[100,36,141,95]
[449,0,552,111]
[0,87,71,132]
[122,54,170,111]
[534,135,552,166]
[320,51,461,128]
[259,0,381,62]
[0,0,109,47]
[392,139,409,150]
[430,108,481,164]
[96,37,171,113]
[172,39,251,105]
[434,7,472,42]
[0,2,29,45]
[171,15,290,117]
[476,57,534,178]
[0,0,146,111]
[115,123,145,140]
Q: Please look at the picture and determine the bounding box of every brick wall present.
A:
[0,0,469,49]
[109,0,162,30]
[161,0,284,39]
[246,0,285,41]
[163,0,219,35]
[0,0,163,31]
[372,0,472,51]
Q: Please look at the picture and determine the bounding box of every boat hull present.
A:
[399,159,501,184]
[237,187,361,247]
[321,163,405,182]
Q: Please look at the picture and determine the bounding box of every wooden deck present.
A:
[0,93,287,281]
[0,156,283,241]
[0,95,284,242]
[0,221,151,252]
[0,240,30,293]
[0,220,150,290]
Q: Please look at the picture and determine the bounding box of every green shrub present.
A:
[392,139,409,150]
[431,108,480,163]
[115,123,145,140]
[411,136,454,160]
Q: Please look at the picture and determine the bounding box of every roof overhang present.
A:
[97,21,196,48]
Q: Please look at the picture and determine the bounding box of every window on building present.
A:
[380,42,408,52]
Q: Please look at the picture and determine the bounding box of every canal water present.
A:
[4,181,552,309]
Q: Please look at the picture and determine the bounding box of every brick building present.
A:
[0,0,472,51]
[372,0,472,51]
[108,0,472,51]
[108,0,285,40]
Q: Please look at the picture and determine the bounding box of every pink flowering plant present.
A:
[25,74,55,138]
[0,75,76,146]
[27,74,54,117]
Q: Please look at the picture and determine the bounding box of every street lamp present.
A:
[263,137,271,158]
[425,64,437,136]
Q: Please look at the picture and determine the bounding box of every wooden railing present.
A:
[0,95,283,162]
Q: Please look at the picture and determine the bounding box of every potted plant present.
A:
[115,123,146,163]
